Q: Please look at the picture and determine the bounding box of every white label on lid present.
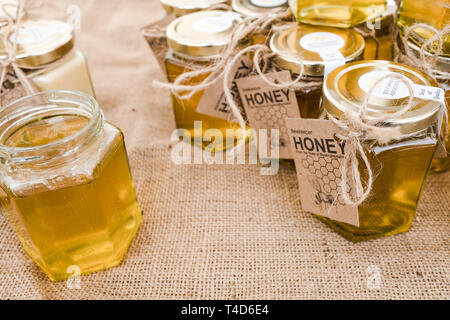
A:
[192,12,240,34]
[299,32,346,77]
[358,71,445,102]
[250,0,287,8]
[10,22,72,45]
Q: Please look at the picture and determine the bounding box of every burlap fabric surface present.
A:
[0,0,449,300]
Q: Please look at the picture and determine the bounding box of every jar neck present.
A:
[0,91,103,168]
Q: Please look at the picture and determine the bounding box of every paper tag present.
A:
[236,70,300,159]
[196,57,253,122]
[286,118,359,227]
[0,66,31,107]
[142,14,175,73]
[299,32,346,77]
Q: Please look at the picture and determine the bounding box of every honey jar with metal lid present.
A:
[397,33,450,173]
[268,25,364,170]
[160,0,229,17]
[165,10,250,152]
[290,0,387,28]
[397,0,449,57]
[1,19,95,97]
[319,60,443,241]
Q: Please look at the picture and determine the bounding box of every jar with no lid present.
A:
[0,91,141,281]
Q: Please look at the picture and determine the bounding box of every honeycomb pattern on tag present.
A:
[301,154,352,206]
[253,106,289,148]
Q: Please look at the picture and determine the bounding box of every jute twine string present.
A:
[152,9,294,101]
[328,73,446,206]
[0,0,38,102]
[397,23,450,82]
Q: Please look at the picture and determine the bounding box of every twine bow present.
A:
[0,0,38,104]
[328,73,446,206]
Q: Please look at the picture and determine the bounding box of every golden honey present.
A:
[270,25,364,168]
[397,0,449,56]
[292,0,387,28]
[166,10,250,152]
[398,34,450,173]
[360,0,396,61]
[320,60,442,241]
[0,91,141,281]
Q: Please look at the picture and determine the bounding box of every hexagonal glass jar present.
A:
[0,91,141,281]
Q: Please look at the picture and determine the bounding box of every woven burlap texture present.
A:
[0,0,449,300]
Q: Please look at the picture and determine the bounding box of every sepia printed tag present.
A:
[196,57,253,122]
[236,70,300,159]
[0,66,32,107]
[286,118,359,227]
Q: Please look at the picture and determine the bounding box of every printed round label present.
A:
[358,71,413,100]
[10,22,72,45]
[250,0,287,8]
[299,32,345,53]
[192,13,239,34]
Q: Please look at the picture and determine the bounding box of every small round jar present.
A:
[166,10,248,151]
[1,20,96,97]
[321,60,442,241]
[0,91,142,281]
[270,25,365,119]
[160,0,229,17]
[398,35,450,173]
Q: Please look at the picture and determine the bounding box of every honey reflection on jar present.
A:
[0,91,142,281]
[319,60,441,241]
[269,25,365,168]
[165,10,250,152]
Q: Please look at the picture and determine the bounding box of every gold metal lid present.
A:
[2,20,74,69]
[166,10,241,57]
[270,25,365,77]
[160,0,228,17]
[232,0,288,18]
[323,60,442,134]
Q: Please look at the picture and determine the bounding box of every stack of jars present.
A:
[158,0,449,242]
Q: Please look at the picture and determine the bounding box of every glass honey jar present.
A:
[397,34,450,173]
[270,25,364,168]
[160,0,229,17]
[319,60,442,241]
[397,0,449,56]
[291,0,387,28]
[1,20,96,97]
[0,91,142,281]
[232,0,288,18]
[232,0,289,45]
[165,10,250,152]
[358,0,396,61]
